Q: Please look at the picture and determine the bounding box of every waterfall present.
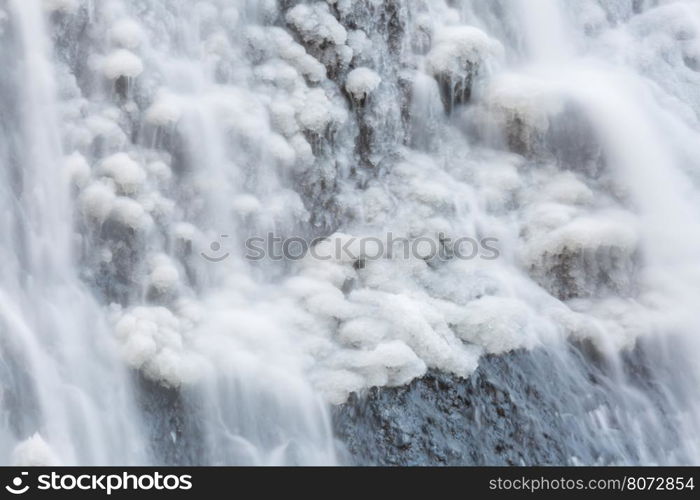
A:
[0,0,146,465]
[0,0,699,465]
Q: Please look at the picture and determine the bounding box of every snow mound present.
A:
[453,296,536,354]
[63,152,91,188]
[146,91,182,126]
[80,183,116,223]
[286,3,347,47]
[232,194,262,216]
[267,28,327,82]
[100,153,147,195]
[110,197,152,231]
[148,254,180,294]
[478,73,565,155]
[297,88,336,133]
[114,306,203,387]
[522,211,640,299]
[109,19,145,49]
[12,434,59,466]
[146,161,172,184]
[102,49,144,79]
[345,67,381,101]
[426,26,503,78]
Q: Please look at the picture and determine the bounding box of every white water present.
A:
[0,0,145,465]
[0,0,699,465]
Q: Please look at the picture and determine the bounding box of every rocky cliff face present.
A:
[335,339,690,465]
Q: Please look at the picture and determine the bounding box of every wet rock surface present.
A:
[333,340,685,465]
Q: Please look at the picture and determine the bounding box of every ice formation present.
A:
[426,26,504,78]
[109,19,144,50]
[102,49,144,80]
[345,67,381,101]
[114,305,203,387]
[62,151,91,188]
[12,434,60,466]
[80,183,116,223]
[286,3,347,47]
[99,153,147,195]
[145,91,182,127]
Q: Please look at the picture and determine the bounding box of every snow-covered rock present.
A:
[345,67,381,101]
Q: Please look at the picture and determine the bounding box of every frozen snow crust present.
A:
[47,0,700,404]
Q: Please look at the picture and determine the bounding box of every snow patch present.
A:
[102,49,144,79]
[114,306,204,387]
[63,152,91,188]
[148,254,180,293]
[100,153,147,195]
[426,26,503,78]
[110,19,145,49]
[146,91,182,126]
[110,197,152,231]
[80,183,116,223]
[345,67,381,100]
[286,3,347,46]
[12,434,59,466]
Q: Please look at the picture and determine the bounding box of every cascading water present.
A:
[0,0,146,465]
[0,0,699,466]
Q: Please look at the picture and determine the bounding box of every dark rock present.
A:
[530,244,638,301]
[435,70,475,114]
[333,338,691,465]
[135,374,204,466]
